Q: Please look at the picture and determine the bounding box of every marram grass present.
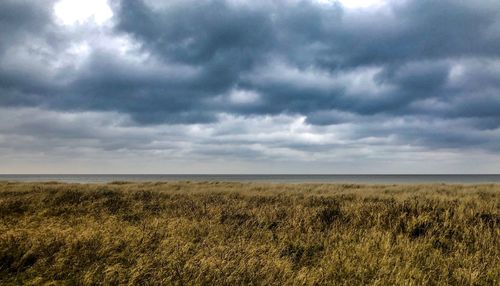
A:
[0,182,498,285]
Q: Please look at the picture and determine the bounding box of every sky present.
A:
[1,0,500,174]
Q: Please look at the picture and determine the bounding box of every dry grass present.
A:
[0,181,499,285]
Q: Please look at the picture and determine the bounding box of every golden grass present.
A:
[0,181,498,285]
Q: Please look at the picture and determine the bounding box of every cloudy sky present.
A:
[1,0,500,174]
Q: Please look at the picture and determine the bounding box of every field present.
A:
[0,182,499,285]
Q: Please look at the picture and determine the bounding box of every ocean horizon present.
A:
[1,174,500,184]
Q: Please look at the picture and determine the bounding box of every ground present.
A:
[0,182,499,285]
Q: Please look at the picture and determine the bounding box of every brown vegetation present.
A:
[0,181,499,285]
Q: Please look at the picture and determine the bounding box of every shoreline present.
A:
[2,180,500,187]
[2,173,500,185]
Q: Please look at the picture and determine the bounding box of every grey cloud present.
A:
[0,0,55,51]
[1,0,500,161]
[113,0,500,122]
[1,107,499,174]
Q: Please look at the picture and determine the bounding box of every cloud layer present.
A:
[1,0,500,173]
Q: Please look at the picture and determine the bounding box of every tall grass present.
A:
[0,182,498,285]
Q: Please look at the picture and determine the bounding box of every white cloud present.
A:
[54,0,113,26]
[315,0,387,9]
[228,89,261,105]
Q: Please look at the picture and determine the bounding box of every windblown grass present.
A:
[0,182,498,285]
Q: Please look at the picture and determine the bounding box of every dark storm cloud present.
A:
[111,0,500,121]
[0,0,69,108]
[117,0,275,65]
[1,0,500,156]
[0,0,54,51]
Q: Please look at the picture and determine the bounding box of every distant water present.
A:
[1,174,500,184]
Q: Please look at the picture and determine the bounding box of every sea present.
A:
[0,174,500,184]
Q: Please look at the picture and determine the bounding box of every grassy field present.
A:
[0,182,498,285]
